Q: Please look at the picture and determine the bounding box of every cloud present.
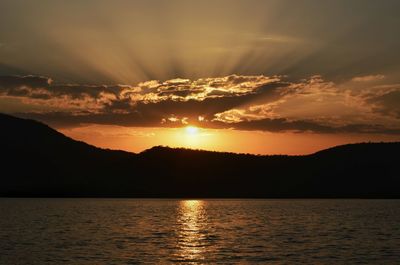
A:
[211,118,400,134]
[0,75,52,88]
[212,75,400,134]
[0,74,286,120]
[1,74,400,134]
[366,88,400,118]
[351,74,385,82]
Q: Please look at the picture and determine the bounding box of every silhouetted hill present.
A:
[1,113,399,198]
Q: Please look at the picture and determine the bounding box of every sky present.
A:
[1,0,400,154]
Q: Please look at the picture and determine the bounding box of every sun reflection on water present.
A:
[174,200,208,263]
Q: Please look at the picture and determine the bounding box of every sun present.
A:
[185,126,199,135]
[175,125,216,149]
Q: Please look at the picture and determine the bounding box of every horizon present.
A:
[3,111,400,156]
[1,0,400,154]
[60,124,399,155]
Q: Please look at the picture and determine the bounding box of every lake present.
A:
[1,199,399,264]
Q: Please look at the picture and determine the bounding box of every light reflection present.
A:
[175,200,208,263]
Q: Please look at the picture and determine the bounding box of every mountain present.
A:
[1,113,399,198]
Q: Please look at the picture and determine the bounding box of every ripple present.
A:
[1,199,400,264]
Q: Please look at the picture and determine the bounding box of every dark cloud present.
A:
[214,118,400,135]
[15,112,160,128]
[367,90,400,118]
[158,90,195,97]
[0,63,31,76]
[16,111,400,135]
[0,75,51,89]
[0,75,127,102]
[50,84,124,99]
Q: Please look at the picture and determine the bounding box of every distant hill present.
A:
[1,113,399,198]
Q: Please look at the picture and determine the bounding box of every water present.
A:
[1,199,400,264]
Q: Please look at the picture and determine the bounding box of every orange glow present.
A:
[59,125,400,155]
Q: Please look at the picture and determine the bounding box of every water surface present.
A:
[1,199,399,264]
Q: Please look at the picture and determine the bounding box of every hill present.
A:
[1,113,399,198]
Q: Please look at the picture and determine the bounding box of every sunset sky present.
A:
[1,0,399,154]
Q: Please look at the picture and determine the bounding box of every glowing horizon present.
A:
[58,124,399,155]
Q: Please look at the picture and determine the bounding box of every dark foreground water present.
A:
[1,199,400,264]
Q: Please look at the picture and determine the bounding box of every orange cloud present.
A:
[1,74,400,135]
[351,74,385,82]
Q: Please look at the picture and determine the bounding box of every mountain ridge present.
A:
[1,113,399,198]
